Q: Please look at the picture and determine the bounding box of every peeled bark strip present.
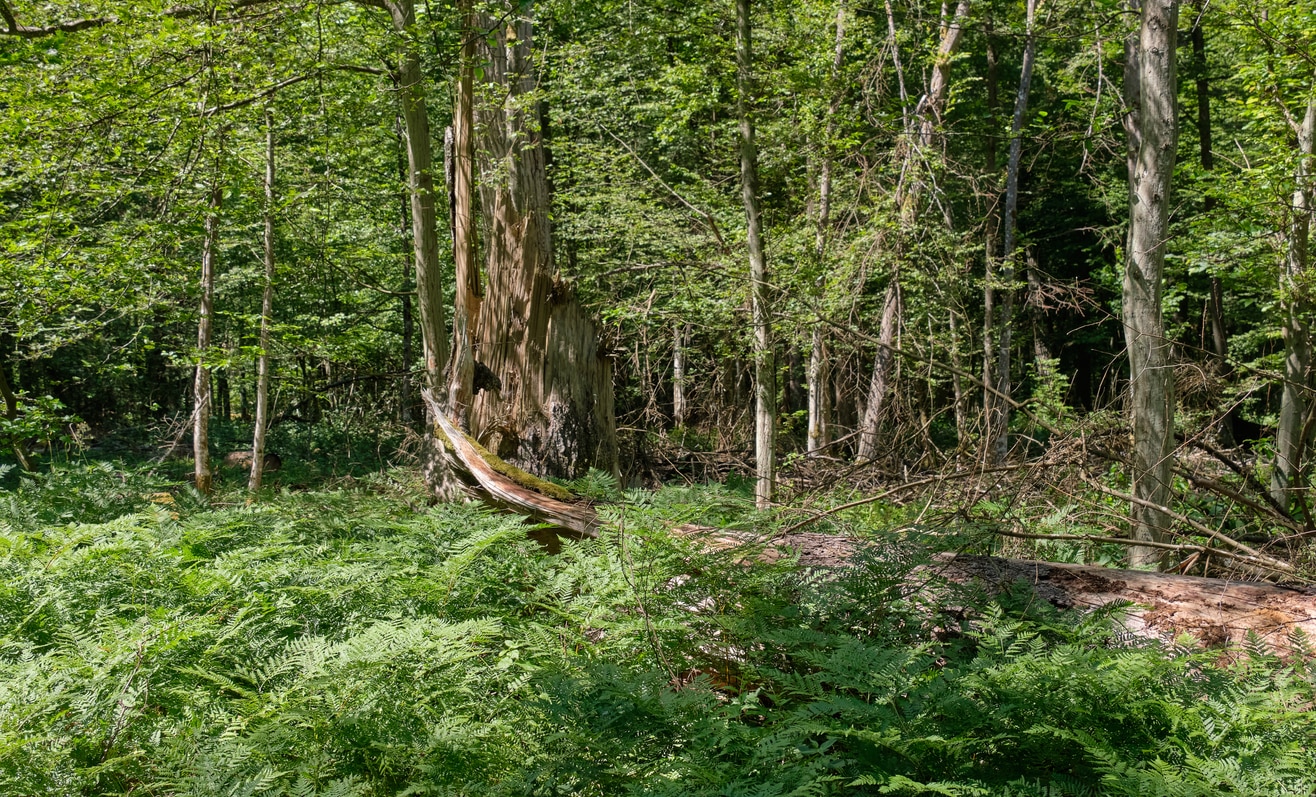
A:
[470,3,617,480]
[1122,0,1179,567]
[430,394,599,536]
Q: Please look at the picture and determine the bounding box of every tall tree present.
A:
[736,0,775,507]
[446,0,480,428]
[1122,0,1180,567]
[807,0,847,457]
[856,0,970,463]
[1271,96,1315,508]
[194,179,222,495]
[987,0,1040,464]
[249,104,277,492]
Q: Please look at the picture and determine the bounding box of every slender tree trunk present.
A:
[737,0,775,507]
[249,106,276,491]
[860,1,969,464]
[948,308,968,447]
[447,0,480,428]
[808,0,845,456]
[989,0,1038,465]
[672,323,688,427]
[1190,0,1233,447]
[193,182,221,495]
[1122,0,1180,568]
[1272,98,1316,508]
[982,19,1000,455]
[0,352,32,470]
[470,1,617,479]
[396,115,415,426]
[382,0,462,498]
[856,283,899,462]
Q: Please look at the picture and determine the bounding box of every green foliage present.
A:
[2,466,1314,795]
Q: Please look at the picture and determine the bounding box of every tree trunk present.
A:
[673,323,688,427]
[0,350,32,470]
[447,0,480,428]
[1272,98,1316,509]
[856,283,899,462]
[857,2,968,464]
[381,0,462,499]
[249,105,276,492]
[1122,0,1180,568]
[193,182,221,495]
[807,0,845,456]
[470,1,618,480]
[988,0,1038,465]
[1190,1,1233,447]
[396,115,415,426]
[737,0,775,508]
[982,19,1000,458]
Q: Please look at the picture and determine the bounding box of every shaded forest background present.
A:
[1,0,1314,566]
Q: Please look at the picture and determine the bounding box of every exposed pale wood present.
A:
[470,3,617,480]
[929,553,1316,651]
[430,394,600,537]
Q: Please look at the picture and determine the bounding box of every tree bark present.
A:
[1272,98,1316,508]
[447,0,480,428]
[860,2,969,464]
[672,323,688,427]
[470,1,618,480]
[807,2,845,457]
[193,182,221,495]
[1122,0,1180,568]
[856,283,899,462]
[737,0,775,508]
[987,0,1038,465]
[249,105,276,491]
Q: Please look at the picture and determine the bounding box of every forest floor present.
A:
[2,433,1315,795]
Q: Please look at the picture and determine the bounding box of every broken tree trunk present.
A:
[427,409,1316,654]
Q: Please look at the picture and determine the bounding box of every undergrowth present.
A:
[0,463,1313,795]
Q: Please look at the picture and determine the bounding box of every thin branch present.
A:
[777,463,1030,536]
[598,124,730,253]
[205,65,386,115]
[1077,472,1296,573]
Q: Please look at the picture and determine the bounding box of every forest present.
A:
[3,0,1316,794]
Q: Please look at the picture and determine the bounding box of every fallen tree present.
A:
[427,404,1316,653]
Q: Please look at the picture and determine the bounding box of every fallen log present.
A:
[928,553,1316,652]
[424,407,1316,653]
